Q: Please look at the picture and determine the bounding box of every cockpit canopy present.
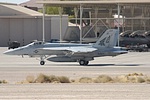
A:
[28,41,44,47]
[33,41,43,45]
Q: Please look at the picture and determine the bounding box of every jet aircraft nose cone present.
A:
[3,49,14,55]
[3,47,28,55]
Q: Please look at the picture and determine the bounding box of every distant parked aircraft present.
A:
[120,30,150,48]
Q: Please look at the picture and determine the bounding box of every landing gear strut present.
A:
[40,55,46,65]
[79,60,89,65]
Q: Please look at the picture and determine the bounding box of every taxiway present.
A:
[0,47,150,100]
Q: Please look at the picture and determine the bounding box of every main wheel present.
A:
[79,60,89,65]
[40,61,45,65]
[79,60,85,65]
[147,44,150,48]
[85,61,89,65]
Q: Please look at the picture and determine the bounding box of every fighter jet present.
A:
[3,29,127,65]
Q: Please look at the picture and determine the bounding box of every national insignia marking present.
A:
[34,50,39,53]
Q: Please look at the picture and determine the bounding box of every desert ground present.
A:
[0,47,150,100]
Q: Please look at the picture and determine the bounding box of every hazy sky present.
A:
[0,0,29,4]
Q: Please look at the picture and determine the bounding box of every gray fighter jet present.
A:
[3,29,127,65]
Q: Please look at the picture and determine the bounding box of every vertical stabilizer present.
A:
[93,29,118,48]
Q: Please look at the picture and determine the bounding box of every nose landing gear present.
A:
[39,55,48,65]
[40,61,45,65]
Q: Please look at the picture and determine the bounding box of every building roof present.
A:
[0,4,43,17]
[37,0,150,7]
[0,2,17,5]
[20,0,43,8]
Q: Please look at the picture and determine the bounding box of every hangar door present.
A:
[10,19,23,45]
[0,19,9,46]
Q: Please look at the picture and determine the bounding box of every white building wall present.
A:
[10,19,23,44]
[45,18,51,42]
[23,18,38,45]
[0,4,68,46]
[51,16,68,40]
[0,18,9,46]
[0,16,68,46]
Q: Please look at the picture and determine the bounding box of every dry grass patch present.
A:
[94,75,113,83]
[144,76,150,84]
[146,79,150,84]
[26,75,35,83]
[16,73,150,84]
[58,76,70,83]
[48,75,60,83]
[0,80,8,84]
[127,73,146,83]
[115,73,146,83]
[33,74,70,83]
[114,75,129,83]
[34,73,49,83]
[136,77,145,83]
[127,73,144,77]
[79,77,93,83]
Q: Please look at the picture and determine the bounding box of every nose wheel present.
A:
[40,61,45,65]
[40,55,46,65]
[37,55,50,65]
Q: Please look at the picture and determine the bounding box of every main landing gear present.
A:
[79,60,89,66]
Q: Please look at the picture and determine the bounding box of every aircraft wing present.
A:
[38,47,97,53]
[112,50,128,54]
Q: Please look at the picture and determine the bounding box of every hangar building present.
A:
[37,0,150,43]
[0,3,68,46]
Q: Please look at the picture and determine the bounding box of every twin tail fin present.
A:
[93,29,118,48]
